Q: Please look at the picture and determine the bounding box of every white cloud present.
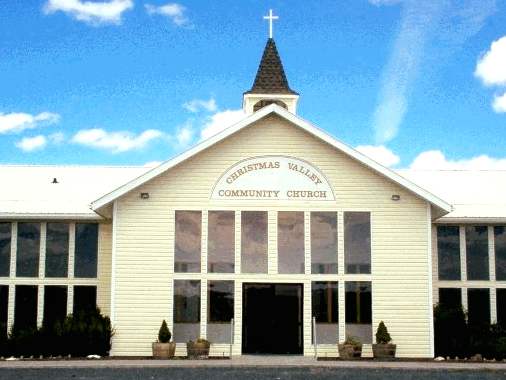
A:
[49,132,65,144]
[145,3,188,25]
[44,0,134,25]
[183,98,217,113]
[71,128,165,153]
[175,124,194,148]
[356,145,400,167]
[200,109,247,140]
[410,150,506,170]
[15,135,48,152]
[0,111,60,134]
[493,91,506,113]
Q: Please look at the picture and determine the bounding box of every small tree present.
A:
[375,321,392,344]
[158,320,171,343]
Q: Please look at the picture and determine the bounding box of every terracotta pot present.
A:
[152,342,176,359]
[186,340,210,360]
[338,344,362,360]
[372,343,396,358]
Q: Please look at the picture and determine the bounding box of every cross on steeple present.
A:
[263,9,278,39]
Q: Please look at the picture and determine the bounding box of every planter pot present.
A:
[338,344,362,360]
[372,343,396,358]
[186,340,210,360]
[152,342,176,359]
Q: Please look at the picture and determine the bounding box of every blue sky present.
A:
[1,0,506,169]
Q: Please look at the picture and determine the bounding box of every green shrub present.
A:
[158,320,171,343]
[375,321,392,344]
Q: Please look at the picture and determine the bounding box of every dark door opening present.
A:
[242,283,303,354]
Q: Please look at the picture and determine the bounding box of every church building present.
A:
[1,22,506,358]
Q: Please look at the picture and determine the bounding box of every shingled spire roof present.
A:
[245,38,298,95]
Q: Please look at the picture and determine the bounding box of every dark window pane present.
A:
[278,211,304,274]
[208,281,234,322]
[45,223,69,278]
[173,280,200,343]
[466,226,489,281]
[345,282,372,324]
[175,211,202,273]
[495,227,506,281]
[208,211,234,273]
[0,223,11,277]
[241,211,268,273]
[467,288,490,326]
[44,286,67,328]
[311,212,338,274]
[0,285,8,338]
[73,286,96,313]
[438,288,462,308]
[74,223,98,278]
[437,226,461,280]
[497,289,506,327]
[14,285,38,330]
[16,222,40,277]
[344,212,371,274]
[312,281,338,323]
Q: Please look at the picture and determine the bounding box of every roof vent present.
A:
[52,178,59,184]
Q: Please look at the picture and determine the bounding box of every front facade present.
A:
[1,38,506,358]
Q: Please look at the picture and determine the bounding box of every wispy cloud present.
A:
[475,35,506,113]
[410,150,506,170]
[0,111,60,134]
[200,109,246,140]
[15,135,48,152]
[145,3,188,25]
[356,145,400,167]
[183,98,217,113]
[370,0,498,144]
[71,128,165,153]
[43,0,134,25]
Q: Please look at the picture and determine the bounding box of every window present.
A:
[437,226,461,280]
[208,211,234,273]
[45,222,69,278]
[344,212,371,274]
[241,211,268,274]
[278,211,304,274]
[438,288,462,308]
[312,281,338,344]
[74,223,98,278]
[0,285,8,338]
[467,288,490,326]
[175,211,202,273]
[345,281,372,343]
[173,280,201,342]
[311,212,338,274]
[44,286,68,328]
[207,281,234,343]
[497,289,506,327]
[73,286,97,313]
[466,226,489,281]
[14,285,38,331]
[495,227,506,281]
[0,223,11,277]
[16,222,40,277]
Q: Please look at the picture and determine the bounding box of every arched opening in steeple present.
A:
[253,99,288,112]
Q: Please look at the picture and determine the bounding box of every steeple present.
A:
[243,12,299,115]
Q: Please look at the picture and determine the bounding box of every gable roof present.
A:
[244,38,298,96]
[91,104,452,218]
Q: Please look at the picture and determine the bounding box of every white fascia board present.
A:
[0,213,104,220]
[434,217,506,224]
[91,104,452,214]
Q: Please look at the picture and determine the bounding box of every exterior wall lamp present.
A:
[391,194,401,201]
[140,193,149,199]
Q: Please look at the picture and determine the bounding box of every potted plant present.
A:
[186,338,211,359]
[372,321,396,358]
[152,320,176,359]
[338,335,363,359]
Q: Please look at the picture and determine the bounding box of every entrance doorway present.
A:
[242,283,303,354]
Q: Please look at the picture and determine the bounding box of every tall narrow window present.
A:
[466,226,489,281]
[312,281,338,343]
[208,211,234,273]
[14,285,38,331]
[74,223,98,278]
[497,289,506,327]
[467,288,490,326]
[207,280,234,343]
[0,223,11,277]
[73,286,97,313]
[345,281,372,343]
[16,222,40,277]
[438,288,462,308]
[278,211,304,274]
[0,285,8,339]
[494,226,506,281]
[44,286,68,329]
[344,212,371,274]
[241,211,268,274]
[437,226,461,280]
[311,212,337,274]
[175,211,202,273]
[46,222,69,278]
[173,280,201,342]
